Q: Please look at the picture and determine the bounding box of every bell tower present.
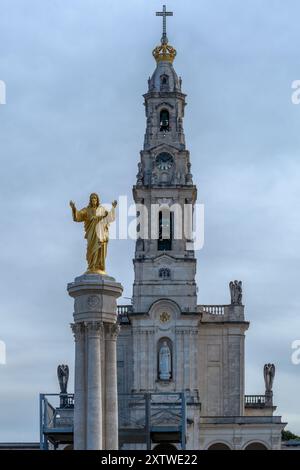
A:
[132,5,197,314]
[117,7,284,451]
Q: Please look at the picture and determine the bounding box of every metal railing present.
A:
[39,393,74,450]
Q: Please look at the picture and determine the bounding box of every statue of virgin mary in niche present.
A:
[159,341,171,380]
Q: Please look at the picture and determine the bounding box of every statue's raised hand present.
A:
[70,200,76,210]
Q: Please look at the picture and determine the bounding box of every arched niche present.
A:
[153,443,177,452]
[157,337,173,382]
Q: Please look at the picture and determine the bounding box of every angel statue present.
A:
[264,363,275,393]
[229,280,243,305]
[57,364,69,394]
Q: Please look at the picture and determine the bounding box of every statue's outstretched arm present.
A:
[69,201,86,222]
[102,201,117,224]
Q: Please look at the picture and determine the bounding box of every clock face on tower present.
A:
[155,152,174,171]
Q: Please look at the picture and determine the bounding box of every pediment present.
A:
[154,254,175,265]
[151,410,181,426]
[135,409,181,427]
[150,143,181,155]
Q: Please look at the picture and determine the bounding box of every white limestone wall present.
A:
[197,319,249,417]
[198,422,284,450]
[129,301,199,393]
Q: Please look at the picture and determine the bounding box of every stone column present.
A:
[132,327,139,392]
[71,322,86,450]
[105,323,120,450]
[86,321,103,450]
[184,330,189,389]
[68,273,123,450]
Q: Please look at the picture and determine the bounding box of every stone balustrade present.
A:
[198,305,225,315]
[245,395,266,407]
[117,305,133,315]
[117,305,132,324]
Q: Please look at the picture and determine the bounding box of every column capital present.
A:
[86,321,104,337]
[106,323,120,340]
[71,322,85,340]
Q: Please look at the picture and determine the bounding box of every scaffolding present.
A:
[40,391,187,450]
[39,393,74,450]
[118,392,187,450]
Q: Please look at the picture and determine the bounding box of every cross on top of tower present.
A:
[156,5,173,45]
[153,5,177,64]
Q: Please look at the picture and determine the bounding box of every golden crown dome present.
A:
[152,42,177,64]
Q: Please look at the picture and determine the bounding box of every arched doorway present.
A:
[153,443,177,452]
[208,443,231,450]
[244,442,268,450]
[63,444,73,450]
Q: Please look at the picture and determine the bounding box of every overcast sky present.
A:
[0,0,300,441]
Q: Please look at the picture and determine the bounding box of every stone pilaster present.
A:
[184,330,190,389]
[105,323,120,450]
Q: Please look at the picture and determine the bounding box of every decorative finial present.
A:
[153,5,177,64]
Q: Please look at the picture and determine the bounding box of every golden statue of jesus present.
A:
[70,193,117,275]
